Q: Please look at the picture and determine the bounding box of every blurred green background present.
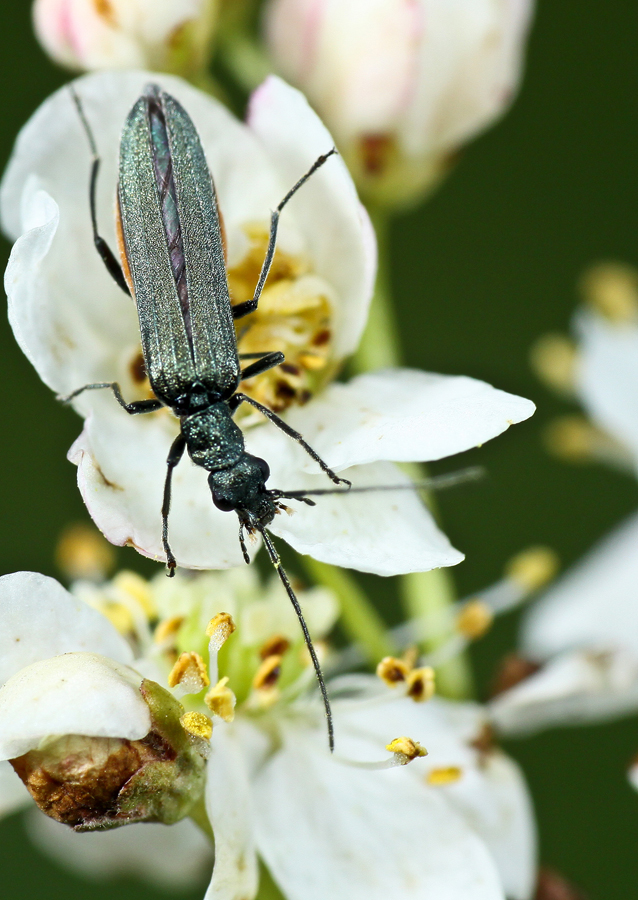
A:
[1,1,637,897]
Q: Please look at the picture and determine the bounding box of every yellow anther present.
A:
[205,677,237,723]
[456,600,493,640]
[406,667,436,703]
[580,261,638,322]
[253,655,283,691]
[259,635,291,660]
[206,612,236,652]
[385,737,428,765]
[505,546,559,593]
[112,571,156,618]
[154,615,185,645]
[543,415,601,462]
[55,522,115,582]
[167,652,210,693]
[376,656,410,686]
[530,333,578,395]
[297,352,327,371]
[427,766,463,786]
[179,711,213,741]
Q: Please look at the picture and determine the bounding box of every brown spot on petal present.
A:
[535,868,587,900]
[490,653,542,698]
[94,462,124,491]
[360,134,394,176]
[312,329,331,347]
[129,351,147,384]
[93,0,116,25]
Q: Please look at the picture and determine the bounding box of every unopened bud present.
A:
[33,0,220,78]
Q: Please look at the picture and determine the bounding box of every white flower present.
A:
[494,266,638,736]
[1,71,534,575]
[0,569,537,900]
[490,512,638,736]
[263,0,534,204]
[32,0,219,76]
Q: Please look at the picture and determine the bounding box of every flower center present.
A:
[122,224,335,418]
[229,223,335,417]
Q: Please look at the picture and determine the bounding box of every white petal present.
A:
[0,571,133,688]
[0,761,31,819]
[490,649,638,737]
[334,690,536,900]
[276,369,535,471]
[253,724,504,900]
[255,448,464,575]
[576,311,638,464]
[28,810,212,889]
[204,725,259,900]
[0,652,150,759]
[248,76,376,358]
[522,511,638,661]
[70,399,247,569]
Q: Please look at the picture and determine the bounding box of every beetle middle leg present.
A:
[59,381,162,414]
[71,87,131,297]
[231,148,338,321]
[161,434,186,576]
[230,392,350,487]
[240,351,284,381]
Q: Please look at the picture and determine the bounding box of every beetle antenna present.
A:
[259,528,334,753]
[274,465,485,500]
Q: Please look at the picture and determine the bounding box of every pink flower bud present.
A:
[33,0,219,76]
[263,0,534,205]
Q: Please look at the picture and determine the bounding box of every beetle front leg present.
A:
[230,392,349,487]
[162,434,186,576]
[71,86,131,297]
[231,149,338,321]
[59,381,162,415]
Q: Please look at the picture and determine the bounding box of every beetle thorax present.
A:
[182,405,244,472]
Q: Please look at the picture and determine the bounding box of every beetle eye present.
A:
[256,457,270,482]
[213,493,235,512]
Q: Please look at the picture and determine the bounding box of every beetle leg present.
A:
[59,381,162,415]
[71,86,131,297]
[240,351,285,380]
[231,148,338,321]
[230,392,350,487]
[162,433,186,577]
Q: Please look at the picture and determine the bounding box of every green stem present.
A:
[401,570,473,699]
[353,208,473,699]
[302,558,395,665]
[352,211,402,373]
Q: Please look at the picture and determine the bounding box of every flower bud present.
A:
[32,0,219,77]
[10,679,206,831]
[263,0,534,206]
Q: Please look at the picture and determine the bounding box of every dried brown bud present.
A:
[10,679,206,831]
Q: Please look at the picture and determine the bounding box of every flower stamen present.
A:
[168,652,210,694]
